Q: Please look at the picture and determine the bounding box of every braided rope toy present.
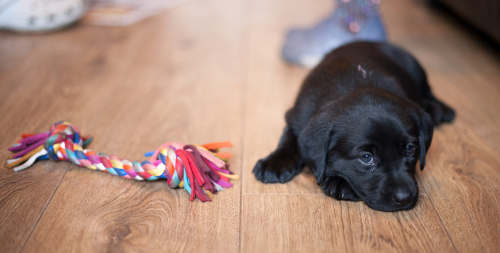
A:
[6,121,238,202]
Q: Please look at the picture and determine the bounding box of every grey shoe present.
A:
[282,13,387,68]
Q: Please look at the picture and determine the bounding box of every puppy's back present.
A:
[287,42,429,134]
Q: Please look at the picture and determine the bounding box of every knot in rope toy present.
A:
[6,121,238,202]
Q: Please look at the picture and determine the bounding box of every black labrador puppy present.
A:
[253,41,455,212]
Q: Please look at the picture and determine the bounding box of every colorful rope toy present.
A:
[6,121,238,202]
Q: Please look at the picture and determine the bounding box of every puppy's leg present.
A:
[414,71,455,126]
[253,126,303,183]
[380,43,455,126]
[409,60,455,125]
[422,97,455,126]
[322,177,360,201]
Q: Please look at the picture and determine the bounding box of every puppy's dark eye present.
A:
[359,154,374,165]
[405,145,416,156]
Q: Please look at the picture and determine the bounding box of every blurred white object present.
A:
[0,0,87,32]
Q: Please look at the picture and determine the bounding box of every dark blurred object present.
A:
[433,0,500,43]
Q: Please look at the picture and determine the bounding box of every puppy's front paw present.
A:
[253,153,302,184]
[322,177,360,201]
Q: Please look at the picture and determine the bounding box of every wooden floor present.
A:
[1,0,500,252]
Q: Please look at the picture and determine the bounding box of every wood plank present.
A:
[241,194,456,253]
[242,0,331,194]
[417,123,500,252]
[385,0,500,251]
[21,0,246,252]
[0,26,150,252]
[241,195,345,253]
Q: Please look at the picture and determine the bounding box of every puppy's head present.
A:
[298,89,433,212]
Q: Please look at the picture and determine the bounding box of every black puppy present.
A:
[253,42,455,212]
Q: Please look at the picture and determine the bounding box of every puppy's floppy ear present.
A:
[297,110,336,184]
[415,109,434,171]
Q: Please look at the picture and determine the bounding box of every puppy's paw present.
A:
[322,177,360,201]
[440,102,456,123]
[424,99,456,126]
[253,152,302,184]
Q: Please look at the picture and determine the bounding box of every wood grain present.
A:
[242,0,329,195]
[0,25,151,252]
[19,0,246,252]
[386,1,500,251]
[241,192,456,253]
[1,0,500,252]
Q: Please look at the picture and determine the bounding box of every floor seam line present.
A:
[238,0,254,251]
[417,176,458,253]
[17,164,70,253]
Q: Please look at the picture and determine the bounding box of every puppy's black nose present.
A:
[393,190,412,207]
